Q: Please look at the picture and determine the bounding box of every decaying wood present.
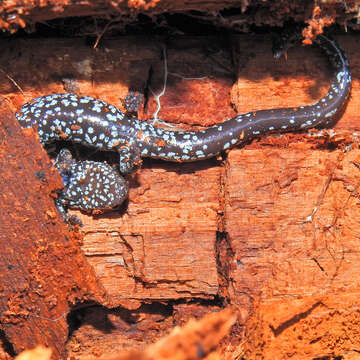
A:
[0,0,358,33]
[0,28,359,360]
[0,100,107,358]
[13,309,236,360]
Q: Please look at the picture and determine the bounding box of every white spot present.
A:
[61,99,70,107]
[85,134,92,143]
[336,71,344,83]
[325,109,337,118]
[106,113,117,122]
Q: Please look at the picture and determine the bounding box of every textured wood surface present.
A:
[14,309,236,360]
[79,161,221,302]
[0,100,107,358]
[0,1,357,33]
[2,33,360,358]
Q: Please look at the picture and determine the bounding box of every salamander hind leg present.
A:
[54,148,76,178]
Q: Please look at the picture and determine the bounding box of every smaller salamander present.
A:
[16,33,351,221]
[54,148,128,223]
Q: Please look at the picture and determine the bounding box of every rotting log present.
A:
[0,0,358,33]
[0,11,359,360]
[0,100,107,358]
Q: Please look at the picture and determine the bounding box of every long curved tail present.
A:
[135,34,351,162]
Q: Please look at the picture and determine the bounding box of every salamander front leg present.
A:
[117,143,142,175]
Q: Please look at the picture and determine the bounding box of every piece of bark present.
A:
[14,308,236,360]
[15,346,51,360]
[0,100,107,357]
[0,1,358,33]
[106,307,237,360]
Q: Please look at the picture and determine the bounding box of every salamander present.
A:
[15,34,351,219]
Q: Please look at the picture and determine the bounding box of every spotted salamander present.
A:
[16,34,351,219]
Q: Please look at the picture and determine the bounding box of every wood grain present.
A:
[2,34,359,359]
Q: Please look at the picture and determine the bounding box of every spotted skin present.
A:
[54,148,128,222]
[16,34,351,215]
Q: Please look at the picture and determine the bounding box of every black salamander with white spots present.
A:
[16,34,351,219]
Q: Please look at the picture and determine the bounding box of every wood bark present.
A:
[0,100,107,358]
[0,1,358,33]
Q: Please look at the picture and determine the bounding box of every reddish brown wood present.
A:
[231,35,360,131]
[79,161,221,303]
[1,32,359,359]
[105,307,236,360]
[0,0,358,34]
[0,100,107,357]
